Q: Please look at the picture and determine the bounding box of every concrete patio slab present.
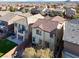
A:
[7,36,23,45]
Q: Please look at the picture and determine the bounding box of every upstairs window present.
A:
[32,37,35,43]
[15,23,17,27]
[36,29,41,35]
[50,32,54,38]
[18,24,25,33]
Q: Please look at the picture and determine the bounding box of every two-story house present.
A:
[31,16,65,51]
[31,18,58,50]
[65,8,76,18]
[31,16,66,57]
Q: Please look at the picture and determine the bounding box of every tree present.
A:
[9,6,15,12]
[49,11,55,17]
[76,4,79,13]
[41,11,47,16]
[20,8,29,13]
[30,8,40,15]
[48,10,64,17]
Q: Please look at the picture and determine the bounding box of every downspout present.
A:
[42,31,45,48]
[16,24,19,40]
[25,17,29,40]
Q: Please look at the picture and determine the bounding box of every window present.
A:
[36,29,41,35]
[45,41,49,48]
[15,23,17,27]
[18,24,25,33]
[50,32,53,38]
[32,37,35,43]
[0,21,5,25]
[39,39,42,44]
[18,35,23,41]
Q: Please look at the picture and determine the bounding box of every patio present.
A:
[7,35,23,45]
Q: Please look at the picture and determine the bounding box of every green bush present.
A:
[9,6,16,12]
[73,15,79,19]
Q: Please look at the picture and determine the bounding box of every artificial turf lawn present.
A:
[0,39,17,57]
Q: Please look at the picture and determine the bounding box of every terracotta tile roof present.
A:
[0,13,16,22]
[51,16,66,24]
[27,14,44,25]
[32,19,58,32]
[0,11,10,16]
[32,16,65,32]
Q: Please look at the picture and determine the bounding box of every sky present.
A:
[0,0,79,2]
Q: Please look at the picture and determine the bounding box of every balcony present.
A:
[18,24,26,34]
[7,34,23,45]
[18,29,24,34]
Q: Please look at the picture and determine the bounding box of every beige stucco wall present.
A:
[32,27,55,50]
[32,28,43,44]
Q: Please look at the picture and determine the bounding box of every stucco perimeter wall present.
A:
[2,46,17,58]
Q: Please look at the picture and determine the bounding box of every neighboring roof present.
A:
[21,13,32,17]
[27,14,44,25]
[32,19,58,32]
[64,41,79,56]
[8,15,25,25]
[0,11,10,16]
[12,11,22,15]
[0,13,16,23]
[0,12,31,25]
[14,12,32,18]
[53,8,65,12]
[44,16,52,20]
[51,16,66,24]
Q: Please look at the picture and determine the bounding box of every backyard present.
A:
[0,39,17,57]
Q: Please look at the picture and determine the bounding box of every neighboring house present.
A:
[63,20,79,58]
[31,16,65,55]
[65,8,76,18]
[14,14,44,43]
[30,6,41,15]
[0,13,16,38]
[64,3,77,9]
[14,13,31,42]
[1,6,7,11]
[42,5,51,16]
[0,12,31,40]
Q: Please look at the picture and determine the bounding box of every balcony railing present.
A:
[18,29,24,33]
